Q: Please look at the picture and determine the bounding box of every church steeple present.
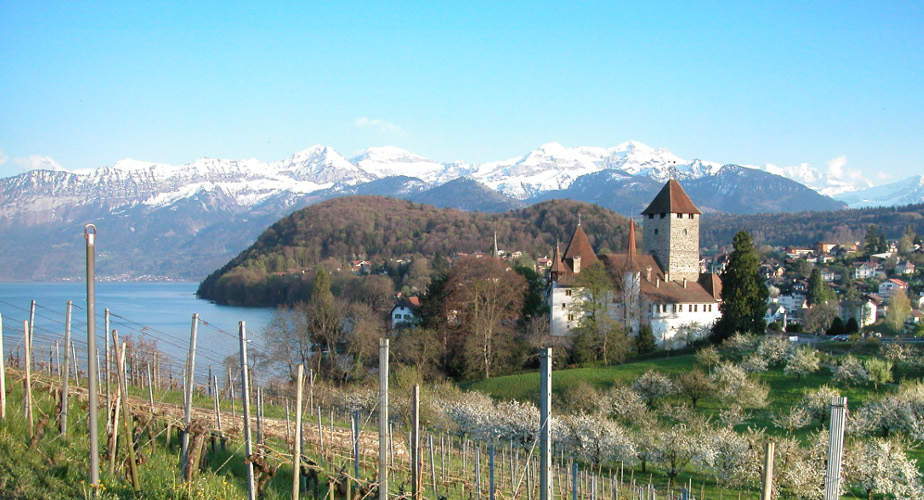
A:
[627,219,637,259]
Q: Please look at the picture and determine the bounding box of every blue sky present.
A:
[1,1,922,184]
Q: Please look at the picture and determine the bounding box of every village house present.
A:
[390,296,420,329]
[548,180,722,345]
[878,278,909,299]
[851,261,882,280]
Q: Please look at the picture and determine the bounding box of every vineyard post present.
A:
[760,441,774,500]
[572,461,578,500]
[109,329,122,477]
[428,435,436,498]
[539,348,552,500]
[292,364,304,500]
[475,446,481,496]
[378,338,388,500]
[117,342,141,492]
[239,321,256,500]
[72,342,80,385]
[104,309,110,410]
[353,410,360,487]
[28,300,35,370]
[227,365,236,422]
[412,383,421,500]
[24,320,33,439]
[84,223,100,490]
[0,313,5,421]
[212,375,222,435]
[147,363,155,415]
[285,400,291,445]
[823,397,847,500]
[317,405,324,452]
[60,301,72,437]
[490,443,496,500]
[180,313,199,475]
[55,341,60,379]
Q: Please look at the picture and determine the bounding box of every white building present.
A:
[548,179,722,345]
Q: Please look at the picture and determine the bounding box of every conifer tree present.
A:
[712,231,768,342]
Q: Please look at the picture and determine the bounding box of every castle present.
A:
[548,179,722,345]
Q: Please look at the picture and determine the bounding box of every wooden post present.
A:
[212,375,222,433]
[104,308,110,410]
[72,342,80,386]
[490,443,496,500]
[28,300,35,371]
[539,348,552,500]
[378,339,391,500]
[60,302,72,436]
[0,313,5,421]
[180,313,199,475]
[429,435,436,498]
[117,342,141,492]
[412,384,421,500]
[147,363,155,415]
[239,322,256,500]
[760,441,774,500]
[227,365,236,422]
[108,330,122,477]
[292,364,304,500]
[23,320,33,439]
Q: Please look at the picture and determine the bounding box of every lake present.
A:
[0,282,274,385]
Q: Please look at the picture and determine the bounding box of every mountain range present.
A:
[0,141,916,281]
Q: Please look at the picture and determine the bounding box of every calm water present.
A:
[0,282,273,384]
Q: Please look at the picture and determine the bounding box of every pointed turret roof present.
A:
[641,179,701,215]
[550,243,562,275]
[627,219,637,259]
[563,224,599,266]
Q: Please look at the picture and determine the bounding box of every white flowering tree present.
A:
[711,362,769,409]
[720,332,759,360]
[603,384,649,423]
[556,414,636,471]
[632,370,676,407]
[697,426,762,490]
[740,353,769,373]
[845,437,924,500]
[833,355,869,386]
[798,384,841,425]
[773,432,827,499]
[650,422,700,490]
[755,335,794,367]
[852,380,924,440]
[784,346,820,379]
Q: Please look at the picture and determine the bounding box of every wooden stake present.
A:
[117,342,141,492]
[23,320,33,439]
[239,322,256,500]
[60,302,72,437]
[292,365,304,500]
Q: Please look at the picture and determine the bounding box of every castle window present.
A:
[648,214,654,219]
[689,214,694,219]
[672,304,677,313]
[561,303,566,310]
[565,289,572,296]
[694,304,698,312]
[654,229,659,235]
[677,213,683,219]
[567,314,574,321]
[660,213,666,219]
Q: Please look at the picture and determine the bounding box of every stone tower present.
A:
[641,179,701,282]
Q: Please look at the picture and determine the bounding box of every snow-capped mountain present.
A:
[832,175,924,208]
[0,140,857,280]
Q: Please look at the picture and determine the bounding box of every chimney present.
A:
[682,278,687,288]
[573,256,581,274]
[656,278,660,288]
[646,267,652,281]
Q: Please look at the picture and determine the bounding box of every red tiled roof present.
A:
[563,225,599,265]
[641,179,702,215]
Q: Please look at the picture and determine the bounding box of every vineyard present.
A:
[1,291,924,498]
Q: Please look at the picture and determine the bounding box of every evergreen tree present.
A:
[712,231,768,342]
[827,316,846,336]
[807,268,836,306]
[845,317,860,334]
[635,325,656,355]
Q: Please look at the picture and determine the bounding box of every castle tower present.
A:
[641,179,701,282]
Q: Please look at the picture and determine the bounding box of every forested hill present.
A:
[196,196,632,304]
[700,202,924,250]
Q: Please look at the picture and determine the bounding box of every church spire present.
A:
[627,218,637,259]
[493,230,499,258]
